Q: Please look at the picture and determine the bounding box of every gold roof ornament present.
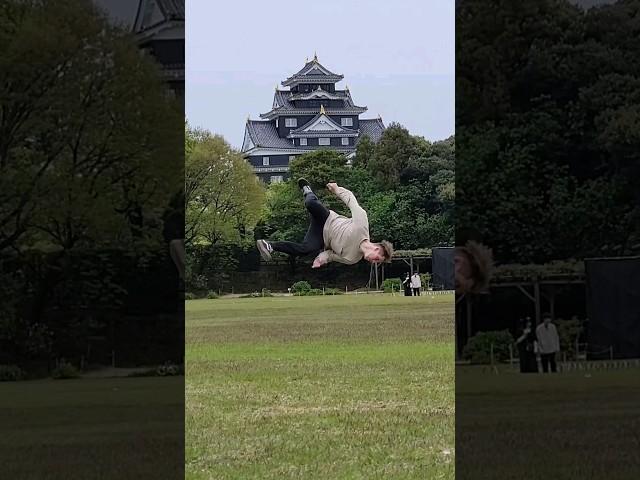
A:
[320,104,326,115]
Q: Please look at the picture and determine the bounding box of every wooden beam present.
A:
[516,285,535,303]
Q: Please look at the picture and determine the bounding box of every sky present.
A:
[186,0,455,148]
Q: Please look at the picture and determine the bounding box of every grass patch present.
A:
[186,294,454,479]
[456,365,640,479]
[0,377,184,480]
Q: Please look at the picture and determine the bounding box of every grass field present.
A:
[186,293,455,480]
[456,365,640,480]
[0,376,184,480]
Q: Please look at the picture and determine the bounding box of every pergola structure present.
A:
[456,263,586,357]
[367,250,432,290]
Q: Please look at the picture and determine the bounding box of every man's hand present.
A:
[326,182,339,194]
[312,252,329,268]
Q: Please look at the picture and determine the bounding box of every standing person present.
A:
[515,318,538,373]
[402,273,412,296]
[410,272,422,296]
[536,314,560,373]
[256,179,394,268]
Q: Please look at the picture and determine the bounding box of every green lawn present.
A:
[456,365,640,480]
[186,293,455,480]
[0,377,184,480]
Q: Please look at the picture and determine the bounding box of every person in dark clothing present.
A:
[516,318,538,373]
[402,273,412,296]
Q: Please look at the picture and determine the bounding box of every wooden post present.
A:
[466,294,473,340]
[375,263,379,290]
[509,344,514,370]
[534,280,541,326]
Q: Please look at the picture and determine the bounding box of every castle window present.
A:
[341,118,353,127]
[300,138,308,146]
[319,138,330,146]
[270,175,283,183]
[275,118,278,128]
[262,157,269,166]
[341,137,349,146]
[285,118,297,127]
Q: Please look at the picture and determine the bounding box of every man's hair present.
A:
[379,240,394,263]
[457,240,493,293]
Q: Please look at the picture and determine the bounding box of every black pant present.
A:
[412,288,420,296]
[540,353,557,373]
[271,192,329,257]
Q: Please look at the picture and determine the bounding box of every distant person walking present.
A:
[536,314,560,373]
[402,273,412,296]
[410,272,422,296]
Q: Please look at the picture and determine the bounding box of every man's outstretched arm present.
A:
[312,250,345,268]
[326,183,367,225]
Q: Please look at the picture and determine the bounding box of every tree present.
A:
[0,0,182,252]
[367,123,420,188]
[353,134,375,169]
[185,128,265,246]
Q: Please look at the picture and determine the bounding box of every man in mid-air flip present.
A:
[257,179,393,268]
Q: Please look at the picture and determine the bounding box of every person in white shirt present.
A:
[535,314,560,373]
[410,272,422,296]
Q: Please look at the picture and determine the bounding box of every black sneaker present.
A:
[256,239,273,261]
[297,178,310,191]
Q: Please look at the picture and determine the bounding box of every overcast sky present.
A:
[186,0,455,148]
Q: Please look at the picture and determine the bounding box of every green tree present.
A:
[185,128,265,246]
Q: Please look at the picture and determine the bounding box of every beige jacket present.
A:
[318,187,369,265]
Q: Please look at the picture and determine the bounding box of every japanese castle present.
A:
[242,54,385,183]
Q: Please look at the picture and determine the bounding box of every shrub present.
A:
[308,288,323,296]
[156,362,183,376]
[382,278,402,293]
[52,360,80,379]
[324,288,343,295]
[292,281,312,294]
[463,330,513,364]
[0,364,25,382]
[185,292,197,300]
[557,317,583,360]
[207,291,219,299]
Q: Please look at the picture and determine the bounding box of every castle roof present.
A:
[358,118,386,143]
[287,109,359,138]
[243,120,295,152]
[261,89,367,119]
[281,55,344,86]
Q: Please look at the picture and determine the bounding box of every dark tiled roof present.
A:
[282,59,344,86]
[263,90,366,118]
[245,120,295,150]
[157,0,184,20]
[288,113,359,137]
[358,118,386,143]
